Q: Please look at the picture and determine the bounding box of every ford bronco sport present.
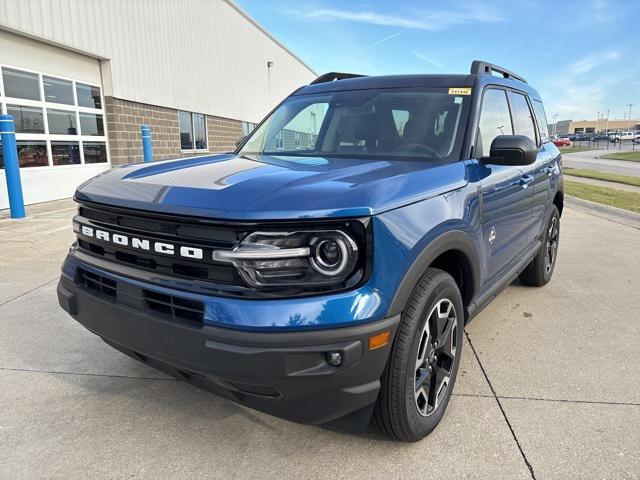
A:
[58,60,563,441]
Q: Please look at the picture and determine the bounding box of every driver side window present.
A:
[477,89,513,157]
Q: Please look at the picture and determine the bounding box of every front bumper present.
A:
[57,269,399,426]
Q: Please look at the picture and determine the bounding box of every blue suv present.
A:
[57,61,563,441]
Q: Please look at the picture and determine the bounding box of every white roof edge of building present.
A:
[0,22,110,61]
[223,0,317,77]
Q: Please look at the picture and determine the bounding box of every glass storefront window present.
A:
[51,141,81,166]
[76,83,102,109]
[179,111,193,150]
[194,113,206,149]
[83,142,108,163]
[16,141,48,168]
[6,105,45,134]
[79,113,104,136]
[48,109,78,135]
[43,76,74,105]
[2,67,41,101]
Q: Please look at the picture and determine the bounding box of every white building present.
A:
[0,0,315,209]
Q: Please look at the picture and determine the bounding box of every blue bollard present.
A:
[140,124,153,162]
[1,115,26,219]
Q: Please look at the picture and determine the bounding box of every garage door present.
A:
[0,30,109,210]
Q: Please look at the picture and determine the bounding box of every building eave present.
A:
[223,0,316,76]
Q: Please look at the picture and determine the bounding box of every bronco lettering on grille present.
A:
[78,224,204,260]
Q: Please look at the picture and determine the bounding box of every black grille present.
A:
[144,290,205,324]
[79,269,117,298]
[77,268,204,326]
[75,203,247,287]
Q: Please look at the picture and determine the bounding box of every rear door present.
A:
[511,94,558,243]
[476,88,534,284]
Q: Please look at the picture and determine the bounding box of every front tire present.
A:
[373,268,464,441]
[519,204,560,286]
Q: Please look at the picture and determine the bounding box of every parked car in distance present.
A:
[571,133,592,142]
[610,131,637,142]
[591,133,610,141]
[57,60,564,442]
[552,136,572,147]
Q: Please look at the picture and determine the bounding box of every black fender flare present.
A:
[387,229,481,318]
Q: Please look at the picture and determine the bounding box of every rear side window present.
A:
[531,100,550,143]
[508,92,537,144]
[477,89,513,157]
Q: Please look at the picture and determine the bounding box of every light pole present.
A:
[605,109,610,133]
[552,113,559,136]
[625,104,634,123]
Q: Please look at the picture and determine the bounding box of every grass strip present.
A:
[600,151,640,162]
[563,168,640,187]
[565,180,640,213]
[558,147,592,154]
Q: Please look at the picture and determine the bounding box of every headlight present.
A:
[212,229,361,289]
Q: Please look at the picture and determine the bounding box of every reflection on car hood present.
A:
[75,154,468,220]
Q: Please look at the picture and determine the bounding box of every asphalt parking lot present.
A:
[562,147,640,177]
[1,198,639,479]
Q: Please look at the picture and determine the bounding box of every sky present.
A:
[236,0,640,122]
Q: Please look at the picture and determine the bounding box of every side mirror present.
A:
[235,135,247,149]
[482,135,537,166]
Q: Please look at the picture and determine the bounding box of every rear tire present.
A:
[372,268,464,442]
[519,205,560,286]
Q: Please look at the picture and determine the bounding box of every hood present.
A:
[75,154,468,220]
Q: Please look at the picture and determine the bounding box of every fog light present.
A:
[325,351,343,367]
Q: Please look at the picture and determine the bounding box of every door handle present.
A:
[519,175,534,189]
[544,164,556,177]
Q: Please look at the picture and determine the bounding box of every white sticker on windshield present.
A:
[454,96,463,104]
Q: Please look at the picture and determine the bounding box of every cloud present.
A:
[411,50,444,68]
[355,30,405,53]
[569,51,619,75]
[300,3,505,31]
[540,50,635,120]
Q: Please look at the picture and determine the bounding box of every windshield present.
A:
[239,87,470,162]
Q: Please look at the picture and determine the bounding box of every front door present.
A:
[475,88,533,284]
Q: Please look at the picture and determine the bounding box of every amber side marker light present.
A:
[369,330,391,350]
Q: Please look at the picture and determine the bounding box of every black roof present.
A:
[295,60,542,101]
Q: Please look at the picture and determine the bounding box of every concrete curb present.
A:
[565,196,640,230]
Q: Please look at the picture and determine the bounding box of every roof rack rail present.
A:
[470,60,527,84]
[310,72,366,84]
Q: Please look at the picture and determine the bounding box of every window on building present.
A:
[477,89,513,156]
[83,142,108,163]
[79,113,104,136]
[76,83,102,109]
[6,105,45,134]
[508,91,537,144]
[275,130,284,149]
[51,141,81,165]
[193,113,206,149]
[16,141,48,168]
[43,76,74,105]
[179,111,207,150]
[241,121,256,136]
[2,67,40,101]
[48,109,78,135]
[179,111,193,150]
[0,65,107,169]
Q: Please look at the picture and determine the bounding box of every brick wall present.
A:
[104,97,244,165]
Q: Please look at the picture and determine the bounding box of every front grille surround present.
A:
[76,268,205,326]
[73,201,371,298]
